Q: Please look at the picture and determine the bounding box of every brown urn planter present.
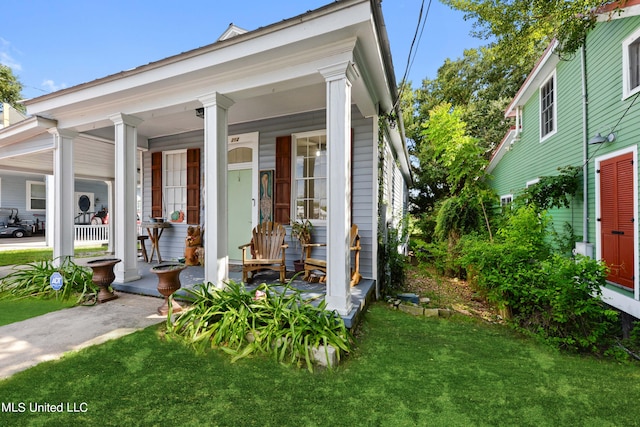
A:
[87,258,122,303]
[151,263,187,315]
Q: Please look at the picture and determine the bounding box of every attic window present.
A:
[623,27,640,99]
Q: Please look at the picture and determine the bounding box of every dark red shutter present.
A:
[151,152,163,218]
[186,148,201,224]
[600,152,635,289]
[275,136,291,224]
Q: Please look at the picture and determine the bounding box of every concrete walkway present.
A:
[0,248,374,380]
[0,292,166,380]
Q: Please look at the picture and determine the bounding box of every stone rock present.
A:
[424,308,440,317]
[399,304,425,316]
[313,345,337,368]
[438,309,452,318]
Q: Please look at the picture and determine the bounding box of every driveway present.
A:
[0,235,47,251]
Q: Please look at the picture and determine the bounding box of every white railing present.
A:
[74,225,109,243]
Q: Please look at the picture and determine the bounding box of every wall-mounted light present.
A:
[195,108,204,119]
[588,132,616,145]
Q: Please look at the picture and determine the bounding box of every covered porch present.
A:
[101,261,375,329]
[1,1,409,317]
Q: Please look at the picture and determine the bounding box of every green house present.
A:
[488,0,640,318]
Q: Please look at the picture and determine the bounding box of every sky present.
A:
[1,0,486,101]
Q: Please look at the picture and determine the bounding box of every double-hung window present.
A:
[26,180,46,211]
[623,27,640,98]
[293,131,327,222]
[540,71,556,141]
[163,150,187,223]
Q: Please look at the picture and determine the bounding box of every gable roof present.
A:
[10,0,411,182]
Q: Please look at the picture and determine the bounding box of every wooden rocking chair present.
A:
[303,224,362,286]
[239,222,288,283]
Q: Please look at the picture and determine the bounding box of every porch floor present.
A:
[107,261,374,329]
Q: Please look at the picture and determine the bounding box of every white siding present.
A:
[142,107,378,279]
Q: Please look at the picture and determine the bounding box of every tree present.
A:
[0,65,25,113]
[406,47,520,218]
[442,0,614,59]
[406,0,614,219]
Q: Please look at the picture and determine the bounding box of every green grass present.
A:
[1,303,639,426]
[0,299,75,326]
[0,246,107,267]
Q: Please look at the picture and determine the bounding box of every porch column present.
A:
[320,61,358,316]
[49,128,76,265]
[110,113,143,283]
[200,92,235,286]
[106,180,114,253]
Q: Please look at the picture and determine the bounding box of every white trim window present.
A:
[26,180,46,212]
[163,149,187,223]
[500,194,513,208]
[293,130,327,222]
[540,71,557,141]
[623,27,640,99]
[526,178,540,188]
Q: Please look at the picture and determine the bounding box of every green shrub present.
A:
[461,206,618,354]
[379,220,409,294]
[167,280,354,372]
[0,257,96,303]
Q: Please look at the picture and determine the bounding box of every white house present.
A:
[0,0,410,315]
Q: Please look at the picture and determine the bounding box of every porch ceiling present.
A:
[2,0,394,179]
[0,136,116,180]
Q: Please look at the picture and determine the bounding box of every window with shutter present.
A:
[186,148,200,224]
[151,152,163,217]
[151,148,200,224]
[275,135,291,224]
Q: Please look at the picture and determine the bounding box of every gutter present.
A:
[581,44,589,245]
[370,0,413,185]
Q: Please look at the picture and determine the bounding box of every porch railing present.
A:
[74,224,109,243]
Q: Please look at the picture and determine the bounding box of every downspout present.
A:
[581,43,589,245]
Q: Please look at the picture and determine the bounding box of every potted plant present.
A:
[290,219,313,272]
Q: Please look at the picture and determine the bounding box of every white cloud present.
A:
[41,79,68,93]
[0,37,22,71]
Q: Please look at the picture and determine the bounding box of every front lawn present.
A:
[1,303,639,426]
[0,299,75,326]
[0,246,108,267]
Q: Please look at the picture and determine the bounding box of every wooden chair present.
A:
[239,222,288,283]
[303,224,362,286]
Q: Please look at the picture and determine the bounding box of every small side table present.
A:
[141,222,171,263]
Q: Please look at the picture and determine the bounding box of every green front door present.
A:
[228,168,253,261]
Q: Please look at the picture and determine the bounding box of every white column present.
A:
[320,61,357,316]
[110,113,143,283]
[200,92,235,286]
[106,180,114,253]
[49,128,76,265]
[45,174,54,248]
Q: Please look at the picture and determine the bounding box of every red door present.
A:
[599,152,635,289]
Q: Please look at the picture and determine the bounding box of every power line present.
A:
[584,91,640,167]
[394,0,432,111]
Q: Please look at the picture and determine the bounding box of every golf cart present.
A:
[0,208,33,238]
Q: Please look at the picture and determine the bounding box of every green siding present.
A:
[490,50,585,238]
[491,15,640,244]
[584,15,640,244]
